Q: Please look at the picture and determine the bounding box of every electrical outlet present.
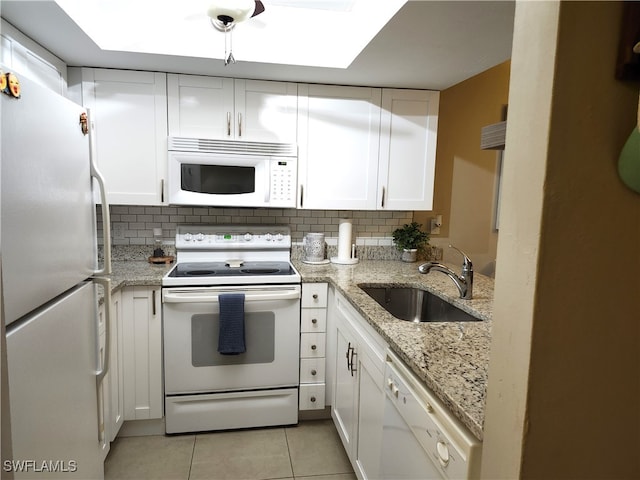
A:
[430,218,441,235]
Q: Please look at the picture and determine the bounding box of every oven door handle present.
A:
[163,289,301,303]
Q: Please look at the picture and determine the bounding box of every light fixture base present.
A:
[210,17,235,32]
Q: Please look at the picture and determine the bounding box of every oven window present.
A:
[181,164,256,195]
[191,312,275,366]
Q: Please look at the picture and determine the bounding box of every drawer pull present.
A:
[311,318,318,324]
[311,369,317,376]
[312,294,318,300]
[311,344,317,350]
[310,396,316,403]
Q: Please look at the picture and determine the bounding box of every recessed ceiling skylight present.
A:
[54,0,407,68]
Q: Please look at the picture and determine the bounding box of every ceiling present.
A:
[0,0,515,90]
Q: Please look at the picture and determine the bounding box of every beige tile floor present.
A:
[105,419,356,480]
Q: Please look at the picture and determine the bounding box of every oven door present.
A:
[168,151,269,207]
[162,284,301,394]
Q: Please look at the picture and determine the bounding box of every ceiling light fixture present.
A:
[207,0,265,65]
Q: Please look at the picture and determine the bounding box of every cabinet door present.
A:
[122,286,163,420]
[167,75,296,143]
[167,74,234,138]
[81,68,168,205]
[355,350,385,480]
[0,20,67,95]
[378,89,439,210]
[234,79,297,143]
[97,304,110,460]
[109,289,124,441]
[332,320,358,460]
[298,84,381,210]
[330,288,389,475]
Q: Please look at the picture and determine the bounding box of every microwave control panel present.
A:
[270,160,296,206]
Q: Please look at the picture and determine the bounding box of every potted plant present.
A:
[392,222,429,262]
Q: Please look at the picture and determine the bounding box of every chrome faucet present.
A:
[418,245,473,300]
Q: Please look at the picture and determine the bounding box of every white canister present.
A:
[303,233,326,263]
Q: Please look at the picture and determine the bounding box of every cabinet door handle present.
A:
[346,342,357,375]
[152,289,156,316]
[381,186,386,208]
[350,351,357,376]
[227,112,231,136]
[346,342,352,371]
[160,179,165,203]
[238,112,242,137]
[299,185,304,208]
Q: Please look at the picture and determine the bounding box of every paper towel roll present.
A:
[337,219,353,260]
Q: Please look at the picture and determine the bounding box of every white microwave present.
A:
[168,137,297,208]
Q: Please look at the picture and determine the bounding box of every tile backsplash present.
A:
[97,205,418,261]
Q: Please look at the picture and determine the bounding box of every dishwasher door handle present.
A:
[163,289,301,303]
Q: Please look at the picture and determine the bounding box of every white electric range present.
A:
[162,225,302,434]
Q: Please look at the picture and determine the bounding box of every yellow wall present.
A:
[415,61,510,273]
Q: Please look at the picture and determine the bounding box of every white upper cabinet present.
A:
[378,89,440,211]
[298,85,439,211]
[69,68,168,205]
[298,84,382,210]
[167,74,297,143]
[0,19,67,95]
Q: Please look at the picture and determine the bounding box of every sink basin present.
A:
[360,286,480,323]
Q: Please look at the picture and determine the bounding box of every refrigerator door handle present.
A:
[87,108,112,276]
[94,276,111,386]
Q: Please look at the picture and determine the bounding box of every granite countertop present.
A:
[97,261,173,301]
[105,258,492,441]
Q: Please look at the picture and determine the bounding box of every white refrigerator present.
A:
[1,71,111,479]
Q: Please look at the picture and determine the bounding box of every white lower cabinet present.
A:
[121,286,163,421]
[331,288,388,480]
[299,283,328,410]
[97,288,123,459]
[108,289,124,439]
[96,303,109,460]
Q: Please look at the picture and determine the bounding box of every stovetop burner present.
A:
[185,269,216,276]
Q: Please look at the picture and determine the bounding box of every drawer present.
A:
[301,308,327,333]
[302,283,328,308]
[299,384,326,410]
[300,332,326,358]
[300,358,326,383]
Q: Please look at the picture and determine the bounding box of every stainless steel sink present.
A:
[360,286,480,323]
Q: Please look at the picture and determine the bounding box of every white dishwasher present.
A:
[381,350,482,480]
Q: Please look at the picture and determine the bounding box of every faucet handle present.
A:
[448,245,473,271]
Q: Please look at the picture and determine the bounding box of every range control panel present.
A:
[175,225,292,250]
